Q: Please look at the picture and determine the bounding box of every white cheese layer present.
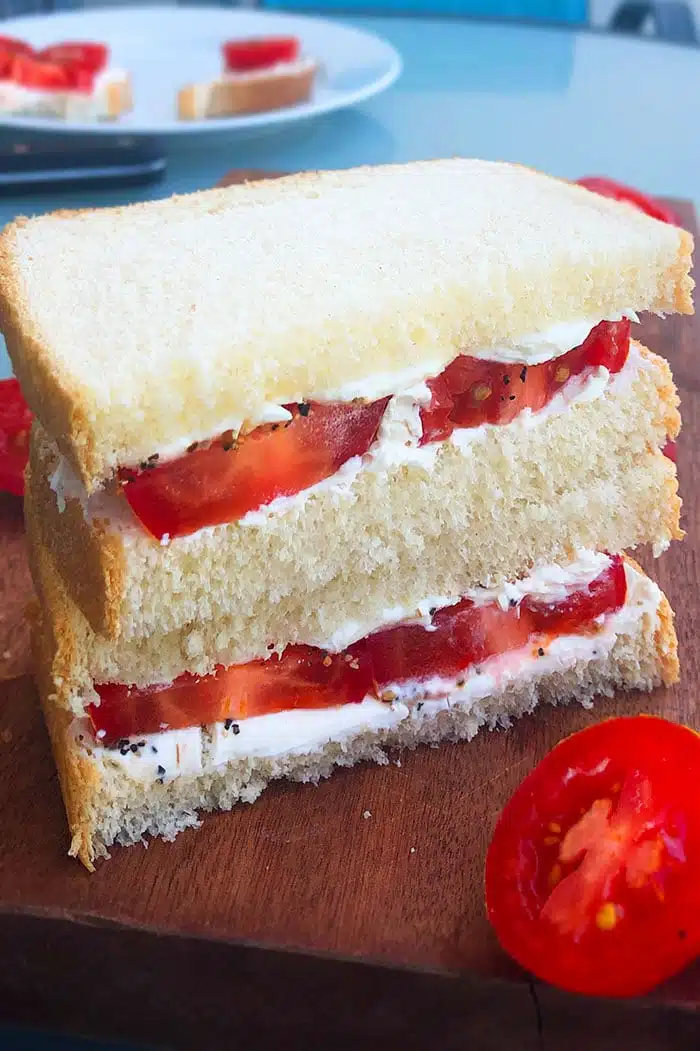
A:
[79,559,659,785]
[0,68,127,121]
[48,342,649,535]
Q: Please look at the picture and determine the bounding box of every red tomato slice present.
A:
[37,42,108,74]
[120,398,389,540]
[522,554,626,636]
[223,36,300,72]
[91,559,627,743]
[11,53,74,91]
[0,378,32,497]
[486,716,700,997]
[90,644,374,743]
[577,177,682,226]
[0,36,33,79]
[420,319,630,443]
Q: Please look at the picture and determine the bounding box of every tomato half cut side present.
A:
[577,177,682,226]
[120,397,389,539]
[0,377,32,497]
[486,716,700,997]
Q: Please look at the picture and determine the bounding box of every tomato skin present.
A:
[121,397,389,540]
[223,36,300,72]
[0,378,32,497]
[420,320,630,444]
[577,176,682,226]
[486,717,700,998]
[0,36,32,79]
[11,53,75,91]
[663,439,678,464]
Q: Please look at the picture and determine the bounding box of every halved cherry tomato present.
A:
[90,644,374,742]
[486,716,700,997]
[120,398,389,540]
[0,36,33,79]
[91,558,626,743]
[0,378,32,497]
[420,319,630,444]
[577,177,682,226]
[37,42,108,75]
[223,36,300,73]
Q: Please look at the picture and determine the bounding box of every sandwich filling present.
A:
[52,317,642,541]
[73,554,660,783]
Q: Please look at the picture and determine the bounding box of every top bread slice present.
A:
[0,158,693,492]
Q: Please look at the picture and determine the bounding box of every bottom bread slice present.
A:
[34,558,677,870]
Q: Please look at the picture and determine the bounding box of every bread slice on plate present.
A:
[178,58,316,120]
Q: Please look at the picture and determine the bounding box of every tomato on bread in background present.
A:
[223,36,300,73]
[577,177,682,227]
[0,37,109,93]
[0,378,32,498]
[485,716,700,998]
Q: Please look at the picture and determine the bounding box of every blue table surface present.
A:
[0,16,698,1048]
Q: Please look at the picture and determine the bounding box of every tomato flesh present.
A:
[223,36,300,72]
[90,557,626,743]
[0,39,107,91]
[0,378,32,497]
[577,176,682,226]
[486,716,700,997]
[120,398,389,540]
[37,42,108,75]
[420,319,630,444]
[0,36,32,79]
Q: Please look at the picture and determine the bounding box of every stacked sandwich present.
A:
[0,160,691,869]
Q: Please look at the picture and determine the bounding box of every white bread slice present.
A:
[0,69,131,122]
[26,344,681,657]
[0,158,692,491]
[31,546,678,870]
[178,59,316,119]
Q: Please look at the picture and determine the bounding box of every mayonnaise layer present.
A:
[78,560,659,785]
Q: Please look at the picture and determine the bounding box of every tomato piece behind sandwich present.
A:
[577,176,682,226]
[0,378,32,497]
[486,716,700,997]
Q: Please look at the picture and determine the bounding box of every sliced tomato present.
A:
[486,716,700,997]
[91,558,628,742]
[37,41,108,74]
[0,378,32,497]
[523,555,626,636]
[223,36,300,73]
[89,644,374,743]
[577,177,682,226]
[11,53,75,91]
[0,36,33,79]
[120,397,389,540]
[420,320,630,444]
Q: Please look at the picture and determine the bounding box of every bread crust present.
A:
[178,62,315,120]
[31,553,677,870]
[26,344,683,662]
[0,158,692,491]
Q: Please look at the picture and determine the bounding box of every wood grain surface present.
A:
[0,181,697,1050]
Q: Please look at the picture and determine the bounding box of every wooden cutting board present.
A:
[0,183,698,1051]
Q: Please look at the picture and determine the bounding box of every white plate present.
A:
[0,5,402,136]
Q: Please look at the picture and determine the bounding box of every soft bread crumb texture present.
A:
[27,345,681,668]
[33,576,677,870]
[0,158,693,490]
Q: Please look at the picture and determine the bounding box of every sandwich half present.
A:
[1,160,690,644]
[28,505,677,871]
